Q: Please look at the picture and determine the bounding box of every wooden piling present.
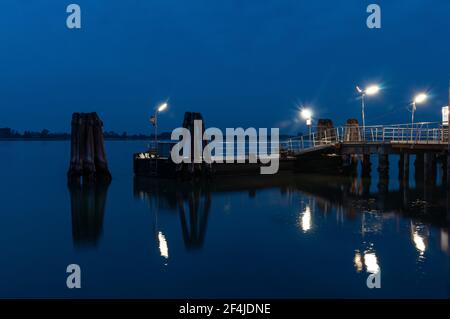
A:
[398,153,404,179]
[68,112,111,182]
[403,153,410,186]
[344,119,361,142]
[415,153,425,183]
[316,119,335,144]
[377,152,389,194]
[398,153,410,185]
[362,153,371,177]
[176,112,211,178]
[447,154,450,187]
[424,153,436,185]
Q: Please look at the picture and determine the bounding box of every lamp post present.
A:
[356,85,380,140]
[150,102,168,153]
[301,108,313,144]
[410,93,427,142]
[411,93,427,127]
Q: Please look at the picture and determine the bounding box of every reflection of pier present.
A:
[68,180,110,247]
[134,172,450,236]
[134,178,211,250]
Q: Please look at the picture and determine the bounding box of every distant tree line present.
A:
[1,127,298,141]
[0,128,70,139]
[0,127,173,140]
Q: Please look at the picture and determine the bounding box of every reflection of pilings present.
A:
[177,190,211,249]
[361,174,371,198]
[68,180,110,247]
[399,174,409,210]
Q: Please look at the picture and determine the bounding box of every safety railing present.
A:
[342,122,446,144]
[283,128,340,154]
[141,122,448,157]
[283,122,449,154]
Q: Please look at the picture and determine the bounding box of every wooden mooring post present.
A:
[421,153,437,185]
[447,154,450,187]
[67,112,112,183]
[362,154,371,177]
[415,153,425,183]
[377,151,389,194]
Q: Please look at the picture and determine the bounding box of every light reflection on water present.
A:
[0,141,449,298]
[131,171,450,297]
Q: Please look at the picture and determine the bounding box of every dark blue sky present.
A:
[0,0,449,134]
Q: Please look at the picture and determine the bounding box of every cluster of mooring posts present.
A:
[67,112,111,183]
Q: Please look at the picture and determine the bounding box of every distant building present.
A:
[0,128,12,138]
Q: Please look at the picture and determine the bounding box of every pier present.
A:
[134,117,450,184]
[283,121,450,184]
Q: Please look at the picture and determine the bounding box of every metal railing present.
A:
[139,122,449,157]
[283,122,449,154]
[282,128,340,154]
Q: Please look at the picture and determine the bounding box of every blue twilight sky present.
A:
[0,0,449,134]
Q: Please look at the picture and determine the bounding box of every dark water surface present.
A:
[0,141,449,298]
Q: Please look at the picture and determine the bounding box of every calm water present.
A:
[0,141,449,298]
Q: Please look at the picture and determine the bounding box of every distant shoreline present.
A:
[0,137,152,141]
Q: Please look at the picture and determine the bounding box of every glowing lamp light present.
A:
[414,93,427,104]
[158,231,169,259]
[364,252,380,274]
[300,206,312,232]
[157,102,168,112]
[413,232,426,254]
[301,108,312,120]
[364,85,380,96]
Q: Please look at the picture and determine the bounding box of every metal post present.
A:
[154,111,158,152]
[403,153,410,186]
[411,102,416,142]
[361,94,366,141]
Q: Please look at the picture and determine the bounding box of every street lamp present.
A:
[301,108,313,137]
[150,102,168,153]
[356,84,380,140]
[411,93,427,126]
[410,93,427,142]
